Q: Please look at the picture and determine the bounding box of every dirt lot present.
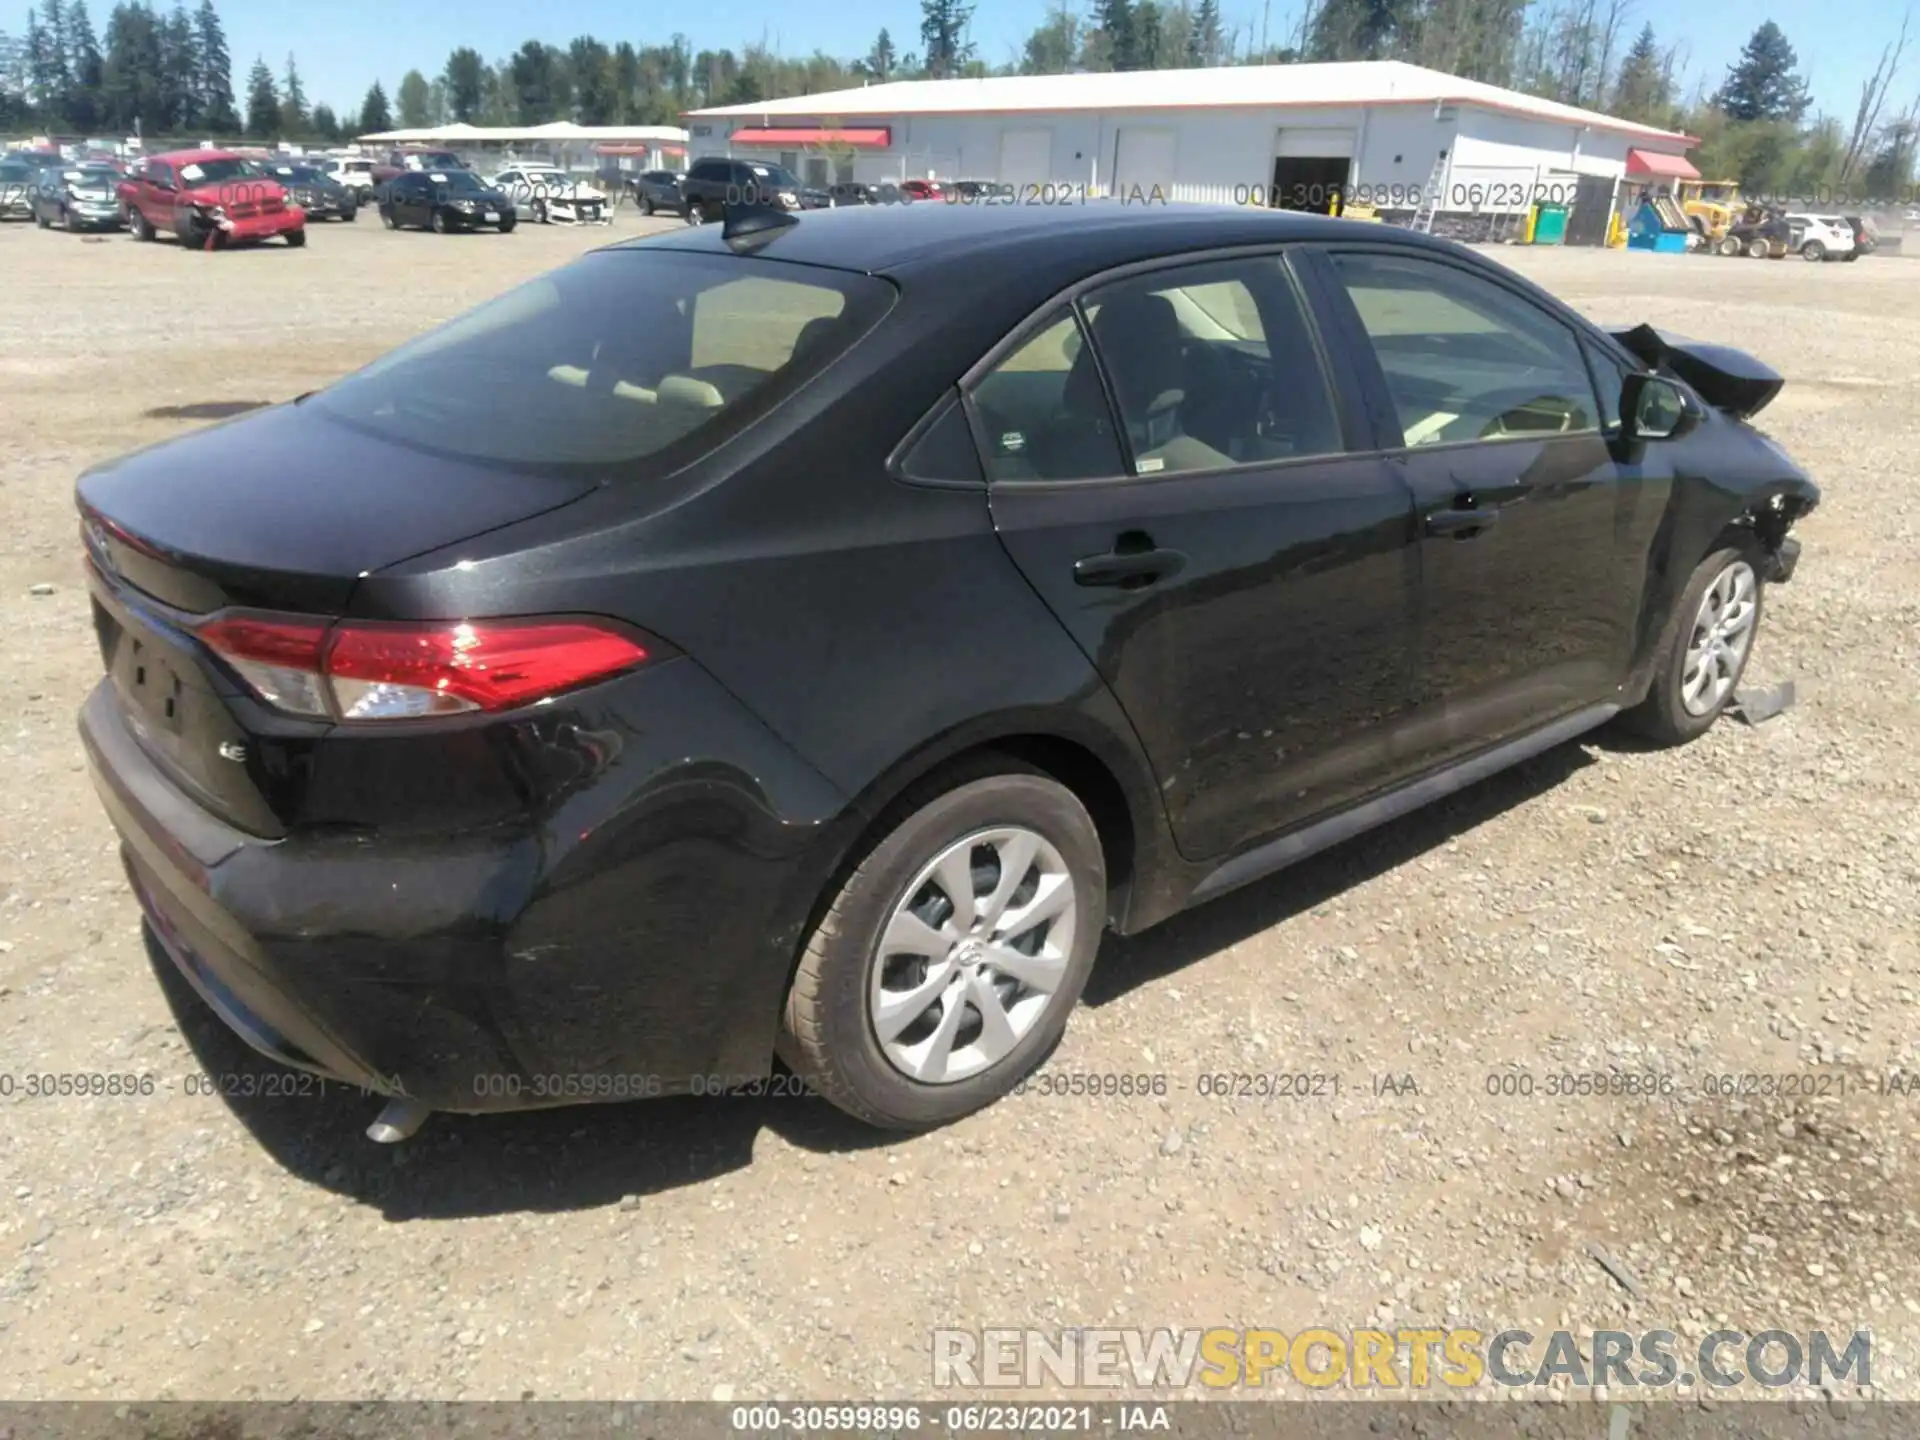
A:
[2,211,1918,1407]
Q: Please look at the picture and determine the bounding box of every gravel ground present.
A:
[1,212,1916,1408]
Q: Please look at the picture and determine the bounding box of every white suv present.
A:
[323,156,380,203]
[1784,213,1855,261]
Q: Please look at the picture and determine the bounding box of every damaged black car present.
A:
[74,201,1816,1143]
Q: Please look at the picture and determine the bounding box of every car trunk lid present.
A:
[77,399,599,835]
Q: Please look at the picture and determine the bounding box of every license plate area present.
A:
[96,594,213,741]
[483,211,498,222]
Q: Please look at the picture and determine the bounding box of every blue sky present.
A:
[199,0,1905,122]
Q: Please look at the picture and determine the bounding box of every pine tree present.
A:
[857,28,897,81]
[357,79,390,133]
[279,51,306,134]
[193,0,233,131]
[1187,0,1223,65]
[99,2,165,134]
[310,100,338,140]
[243,53,276,136]
[1713,21,1811,123]
[1095,0,1139,69]
[65,0,102,128]
[443,46,483,121]
[396,67,429,126]
[39,0,74,115]
[920,0,975,78]
[160,3,196,131]
[1610,23,1670,126]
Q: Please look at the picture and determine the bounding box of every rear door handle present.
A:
[1073,547,1186,588]
[1425,506,1501,539]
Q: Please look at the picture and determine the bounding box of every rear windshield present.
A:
[310,249,895,471]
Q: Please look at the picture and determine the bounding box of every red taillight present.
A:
[195,614,652,723]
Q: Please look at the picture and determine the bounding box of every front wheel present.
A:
[642,195,655,215]
[380,207,396,229]
[284,226,306,247]
[778,760,1105,1130]
[128,207,154,241]
[35,207,49,229]
[497,215,516,233]
[342,205,358,222]
[430,209,448,234]
[1801,240,1826,261]
[1616,545,1765,746]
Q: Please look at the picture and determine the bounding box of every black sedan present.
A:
[377,169,515,233]
[30,163,124,231]
[74,201,1817,1142]
[261,162,357,221]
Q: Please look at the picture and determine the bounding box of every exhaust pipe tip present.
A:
[366,1098,432,1144]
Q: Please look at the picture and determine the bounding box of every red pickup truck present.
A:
[118,149,307,249]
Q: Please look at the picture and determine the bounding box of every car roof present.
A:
[608,199,1437,278]
[150,148,239,164]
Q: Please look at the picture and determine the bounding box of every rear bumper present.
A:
[79,660,855,1114]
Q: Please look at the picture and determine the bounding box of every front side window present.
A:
[1329,251,1599,447]
[309,249,894,472]
[970,310,1125,482]
[1078,256,1344,474]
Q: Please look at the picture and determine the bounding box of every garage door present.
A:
[1113,128,1177,195]
[1275,127,1356,158]
[998,129,1054,187]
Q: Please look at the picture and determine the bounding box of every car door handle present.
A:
[1425,506,1501,539]
[1073,546,1186,588]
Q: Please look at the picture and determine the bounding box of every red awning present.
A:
[1625,148,1700,180]
[729,126,891,148]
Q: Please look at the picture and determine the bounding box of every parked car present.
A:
[378,169,516,233]
[260,162,357,221]
[678,156,829,223]
[29,163,124,231]
[900,178,946,201]
[117,150,305,248]
[1783,212,1856,261]
[630,168,685,215]
[371,147,470,191]
[0,156,38,219]
[72,202,1818,1141]
[1842,214,1877,258]
[949,179,1011,201]
[490,166,610,224]
[321,156,380,203]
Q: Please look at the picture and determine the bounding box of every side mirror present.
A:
[1620,372,1701,444]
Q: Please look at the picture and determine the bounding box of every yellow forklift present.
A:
[1675,178,1744,245]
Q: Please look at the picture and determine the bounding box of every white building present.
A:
[354,122,690,175]
[683,60,1697,236]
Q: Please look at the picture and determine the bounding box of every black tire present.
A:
[498,215,516,233]
[35,207,49,229]
[129,207,153,241]
[380,207,397,229]
[1801,240,1825,261]
[778,758,1106,1130]
[342,204,357,222]
[642,195,655,215]
[1843,250,1859,261]
[430,209,448,234]
[1616,543,1766,746]
[285,226,306,247]
[63,207,77,233]
[684,200,705,226]
[1746,238,1770,258]
[533,199,548,224]
[179,214,207,250]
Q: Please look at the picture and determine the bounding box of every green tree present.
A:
[1020,5,1078,71]
[856,27,898,80]
[39,0,74,115]
[1187,0,1224,64]
[243,53,276,135]
[1610,23,1671,126]
[508,39,560,122]
[65,0,103,129]
[309,100,338,139]
[99,2,165,133]
[357,77,389,133]
[396,66,430,125]
[279,51,306,134]
[193,0,234,131]
[920,0,975,78]
[568,36,614,123]
[442,45,483,120]
[1713,21,1811,123]
[1093,0,1139,68]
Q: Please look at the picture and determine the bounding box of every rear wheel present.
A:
[684,200,705,226]
[1746,238,1770,258]
[128,207,154,241]
[533,199,548,224]
[380,207,397,229]
[1717,234,1741,256]
[779,760,1105,1130]
[1617,545,1765,746]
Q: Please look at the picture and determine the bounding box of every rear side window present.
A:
[310,249,895,472]
[970,310,1126,482]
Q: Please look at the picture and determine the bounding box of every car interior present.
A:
[970,265,1345,481]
